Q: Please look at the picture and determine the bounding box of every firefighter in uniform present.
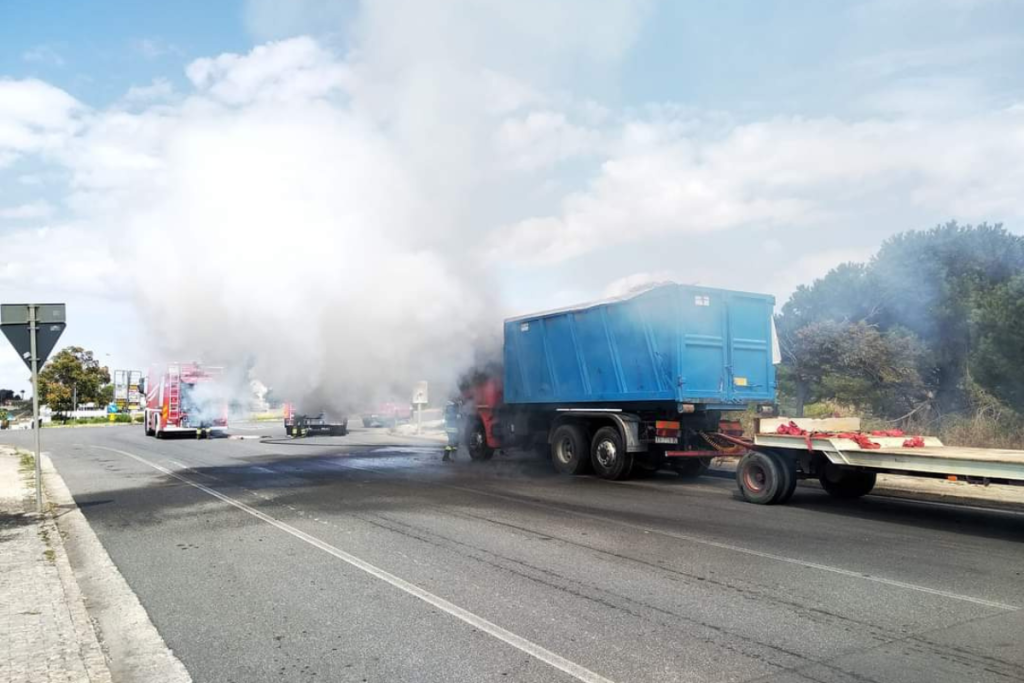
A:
[443,399,463,462]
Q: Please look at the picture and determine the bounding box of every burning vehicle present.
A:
[284,403,348,437]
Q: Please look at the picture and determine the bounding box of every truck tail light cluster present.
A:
[655,420,681,439]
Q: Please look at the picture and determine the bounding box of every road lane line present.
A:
[88,445,617,683]
[328,459,1020,612]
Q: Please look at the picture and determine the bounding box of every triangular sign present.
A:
[1,322,67,370]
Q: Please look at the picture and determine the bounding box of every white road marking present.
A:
[89,445,616,683]
[331,460,1020,612]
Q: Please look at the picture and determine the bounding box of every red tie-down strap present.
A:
[774,421,914,450]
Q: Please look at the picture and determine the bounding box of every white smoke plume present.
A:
[47,2,650,415]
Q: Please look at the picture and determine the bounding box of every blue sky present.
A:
[2,0,1023,399]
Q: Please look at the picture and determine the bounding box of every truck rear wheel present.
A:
[551,424,590,475]
[818,464,876,499]
[736,451,787,504]
[466,419,495,461]
[590,426,632,480]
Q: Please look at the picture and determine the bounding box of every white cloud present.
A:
[22,44,65,67]
[497,108,1024,264]
[0,78,83,165]
[495,110,605,171]
[124,78,176,103]
[185,37,351,105]
[0,201,55,221]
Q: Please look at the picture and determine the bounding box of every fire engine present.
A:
[143,363,228,438]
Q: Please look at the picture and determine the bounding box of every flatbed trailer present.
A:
[726,417,1024,505]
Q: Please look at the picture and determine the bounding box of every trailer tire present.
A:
[736,451,784,504]
[551,424,590,475]
[591,426,632,480]
[466,419,495,461]
[771,452,799,504]
[672,457,711,479]
[818,464,876,499]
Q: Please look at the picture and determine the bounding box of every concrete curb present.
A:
[41,453,193,683]
[39,490,114,683]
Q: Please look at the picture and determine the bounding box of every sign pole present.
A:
[28,304,42,513]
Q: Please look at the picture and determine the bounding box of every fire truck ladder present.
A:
[167,364,181,425]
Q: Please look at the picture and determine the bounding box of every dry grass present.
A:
[777,400,1024,450]
[929,411,1024,450]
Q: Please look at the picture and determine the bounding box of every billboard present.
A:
[113,370,128,409]
[128,370,142,410]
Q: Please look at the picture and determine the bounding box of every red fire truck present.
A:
[143,363,228,439]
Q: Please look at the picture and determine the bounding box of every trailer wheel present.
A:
[818,464,876,499]
[672,457,711,478]
[736,451,785,504]
[466,419,495,461]
[772,452,799,504]
[550,424,590,475]
[590,426,632,480]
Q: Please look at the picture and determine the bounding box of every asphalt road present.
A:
[2,424,1023,683]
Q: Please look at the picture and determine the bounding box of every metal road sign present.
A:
[1,304,66,370]
[1,302,67,512]
[412,380,429,405]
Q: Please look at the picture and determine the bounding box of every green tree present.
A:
[780,320,927,417]
[38,347,112,415]
[971,274,1024,409]
[777,222,1024,417]
[871,222,1024,412]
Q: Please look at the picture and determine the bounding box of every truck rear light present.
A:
[655,420,680,438]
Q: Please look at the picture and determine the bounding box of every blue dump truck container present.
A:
[461,283,778,481]
[503,283,777,407]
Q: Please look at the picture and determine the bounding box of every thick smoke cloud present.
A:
[91,38,501,412]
